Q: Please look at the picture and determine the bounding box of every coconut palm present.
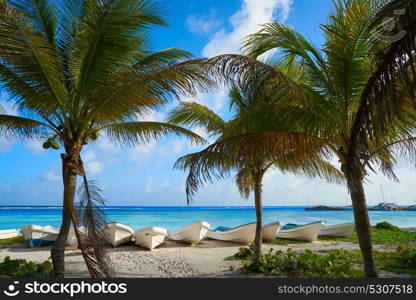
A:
[0,0,211,277]
[195,0,416,276]
[168,79,343,263]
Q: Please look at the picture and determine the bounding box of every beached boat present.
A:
[103,222,134,247]
[276,221,323,242]
[262,222,282,241]
[319,222,355,238]
[0,229,19,240]
[20,225,59,247]
[134,226,168,250]
[168,221,210,244]
[206,222,256,244]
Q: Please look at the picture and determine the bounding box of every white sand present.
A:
[0,240,393,278]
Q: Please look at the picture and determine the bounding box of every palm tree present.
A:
[168,80,342,263]
[196,0,416,276]
[0,0,211,277]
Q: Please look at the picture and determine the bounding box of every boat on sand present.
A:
[168,221,210,244]
[103,222,134,247]
[262,222,282,241]
[276,221,323,242]
[20,225,59,247]
[206,222,256,244]
[319,222,355,238]
[134,226,168,250]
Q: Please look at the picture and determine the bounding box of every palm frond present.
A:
[167,102,226,136]
[74,175,113,278]
[71,0,166,97]
[0,114,53,138]
[103,121,206,147]
[7,0,57,45]
[350,0,416,157]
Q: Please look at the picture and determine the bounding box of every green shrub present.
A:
[320,224,416,245]
[0,256,52,278]
[375,222,400,231]
[0,236,25,245]
[241,248,362,278]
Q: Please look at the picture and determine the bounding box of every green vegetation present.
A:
[0,257,52,278]
[241,248,363,278]
[319,222,416,245]
[232,245,416,277]
[0,236,24,245]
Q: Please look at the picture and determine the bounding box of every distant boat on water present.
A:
[407,204,416,211]
[305,205,350,211]
[368,202,399,211]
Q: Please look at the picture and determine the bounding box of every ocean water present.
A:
[0,206,415,231]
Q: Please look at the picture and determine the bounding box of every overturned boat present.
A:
[262,222,283,241]
[103,222,134,247]
[206,222,256,244]
[319,222,355,238]
[20,225,59,247]
[276,221,323,242]
[168,221,210,244]
[134,226,168,250]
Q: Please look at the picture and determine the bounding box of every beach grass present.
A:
[319,227,416,245]
[0,236,24,245]
[232,245,416,277]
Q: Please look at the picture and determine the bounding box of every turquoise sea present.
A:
[0,206,415,231]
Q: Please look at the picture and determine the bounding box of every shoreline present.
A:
[0,239,405,278]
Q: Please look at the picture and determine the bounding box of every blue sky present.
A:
[1,0,415,206]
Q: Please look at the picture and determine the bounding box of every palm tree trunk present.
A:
[251,172,263,264]
[342,164,378,277]
[51,153,78,277]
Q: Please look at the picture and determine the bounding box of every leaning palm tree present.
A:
[168,80,342,263]
[198,0,416,276]
[0,0,210,277]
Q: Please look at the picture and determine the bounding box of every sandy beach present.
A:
[0,240,396,278]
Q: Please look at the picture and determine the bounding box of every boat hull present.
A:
[168,221,210,244]
[277,221,323,242]
[319,222,355,238]
[20,225,59,247]
[262,222,282,241]
[134,227,168,250]
[104,222,134,247]
[206,222,256,244]
[0,229,19,240]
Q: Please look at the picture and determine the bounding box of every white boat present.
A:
[168,221,210,244]
[0,229,19,240]
[206,222,256,244]
[134,226,168,250]
[277,221,323,242]
[20,225,59,247]
[319,222,355,238]
[262,222,283,241]
[103,222,134,247]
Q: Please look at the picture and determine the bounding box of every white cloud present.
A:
[39,165,60,182]
[0,138,14,153]
[0,100,17,116]
[24,139,47,155]
[185,9,222,35]
[202,0,293,57]
[129,140,157,163]
[83,151,103,175]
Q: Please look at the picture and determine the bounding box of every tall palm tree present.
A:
[168,80,342,263]
[197,0,416,276]
[0,0,210,277]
